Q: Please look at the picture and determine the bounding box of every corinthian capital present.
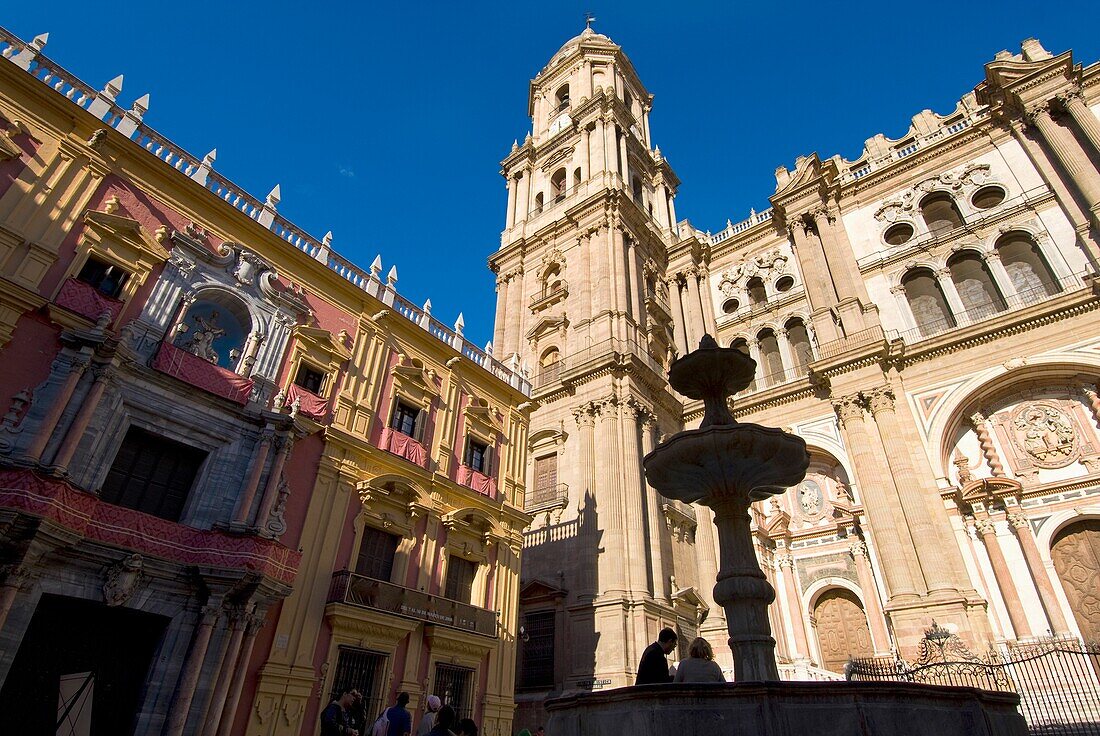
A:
[973,517,996,537]
[572,404,595,428]
[1025,101,1054,125]
[832,394,865,425]
[864,386,896,415]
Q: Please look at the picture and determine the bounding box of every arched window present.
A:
[902,268,955,337]
[920,193,964,236]
[730,337,754,391]
[551,168,567,202]
[533,192,544,215]
[746,277,767,307]
[174,293,250,370]
[785,318,813,371]
[542,263,562,296]
[996,232,1060,299]
[539,347,560,387]
[757,328,784,385]
[632,176,644,204]
[947,251,1005,318]
[573,167,582,188]
[555,84,570,113]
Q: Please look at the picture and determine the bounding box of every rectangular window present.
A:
[76,256,129,298]
[444,556,477,603]
[293,363,326,394]
[101,426,207,522]
[527,454,558,508]
[521,610,556,689]
[433,663,474,722]
[329,646,388,726]
[465,438,489,474]
[390,401,420,438]
[355,526,400,582]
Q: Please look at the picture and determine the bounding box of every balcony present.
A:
[529,281,569,312]
[535,362,560,389]
[379,427,429,469]
[524,482,568,514]
[285,383,328,421]
[457,465,499,500]
[151,341,254,404]
[327,570,497,638]
[54,277,123,323]
[559,337,666,384]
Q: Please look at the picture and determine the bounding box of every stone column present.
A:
[865,387,957,594]
[786,218,839,343]
[696,266,716,337]
[215,612,265,736]
[746,339,762,391]
[232,433,272,525]
[833,396,923,599]
[619,128,630,184]
[973,518,1032,639]
[641,417,671,600]
[593,118,607,174]
[935,269,968,318]
[23,355,87,462]
[573,405,597,599]
[970,412,1006,477]
[776,328,795,380]
[611,225,630,326]
[51,364,113,470]
[605,120,619,177]
[626,240,643,323]
[0,565,31,633]
[1028,103,1100,217]
[1007,511,1070,635]
[164,603,221,736]
[493,274,508,349]
[253,434,291,529]
[983,250,1020,301]
[671,276,689,355]
[621,402,650,596]
[201,606,253,734]
[1061,89,1100,156]
[597,400,626,595]
[505,176,517,229]
[849,540,891,654]
[810,206,864,304]
[515,170,530,224]
[580,126,591,181]
[776,553,811,660]
[684,267,704,348]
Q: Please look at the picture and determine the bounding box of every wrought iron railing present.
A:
[327,571,497,638]
[525,482,568,513]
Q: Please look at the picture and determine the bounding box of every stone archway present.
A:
[1051,519,1100,642]
[812,588,874,673]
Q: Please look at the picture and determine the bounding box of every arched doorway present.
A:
[813,588,874,673]
[1051,519,1100,642]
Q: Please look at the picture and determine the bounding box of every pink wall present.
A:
[0,112,37,200]
[0,313,61,423]
[279,432,323,550]
[229,600,284,736]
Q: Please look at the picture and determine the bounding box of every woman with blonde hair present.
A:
[673,637,726,683]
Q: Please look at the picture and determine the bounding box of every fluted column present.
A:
[1061,89,1100,156]
[641,417,672,600]
[810,206,866,304]
[684,267,703,347]
[621,401,650,596]
[611,225,629,328]
[627,239,643,323]
[51,363,113,470]
[1028,103,1100,216]
[671,276,689,355]
[618,127,630,184]
[515,170,530,224]
[23,354,88,462]
[833,395,923,599]
[865,387,956,594]
[164,603,221,736]
[973,517,1032,639]
[849,540,891,654]
[786,218,840,343]
[573,405,597,599]
[935,268,968,318]
[232,433,272,525]
[202,606,253,734]
[970,412,1006,477]
[776,553,811,660]
[580,126,591,181]
[1007,511,1070,635]
[253,434,291,529]
[593,118,607,174]
[605,120,619,177]
[215,611,264,736]
[596,400,626,595]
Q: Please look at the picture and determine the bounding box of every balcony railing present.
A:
[328,571,497,638]
[151,341,254,404]
[817,325,890,361]
[379,427,429,469]
[561,337,666,379]
[529,282,568,311]
[895,272,1088,345]
[525,482,568,513]
[54,278,123,323]
[536,363,560,389]
[457,465,499,500]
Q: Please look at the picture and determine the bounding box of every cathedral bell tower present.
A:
[490,26,702,711]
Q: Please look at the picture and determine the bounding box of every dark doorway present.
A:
[0,593,169,735]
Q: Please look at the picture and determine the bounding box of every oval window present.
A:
[884,222,915,246]
[722,298,740,314]
[972,185,1006,210]
[774,276,795,293]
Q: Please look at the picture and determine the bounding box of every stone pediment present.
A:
[293,325,352,362]
[671,586,710,624]
[520,578,568,602]
[525,313,568,341]
[83,208,170,263]
[958,477,1023,507]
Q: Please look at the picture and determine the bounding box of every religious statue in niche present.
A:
[1010,402,1079,469]
[797,478,825,516]
[183,310,226,363]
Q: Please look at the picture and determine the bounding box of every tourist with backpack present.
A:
[371,692,412,736]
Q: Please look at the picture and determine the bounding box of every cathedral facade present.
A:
[497,29,1100,724]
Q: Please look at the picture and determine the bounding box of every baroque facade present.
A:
[497,28,1100,724]
[0,27,531,736]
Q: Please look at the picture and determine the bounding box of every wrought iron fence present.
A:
[848,627,1100,735]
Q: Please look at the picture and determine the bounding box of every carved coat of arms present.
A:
[1009,402,1080,469]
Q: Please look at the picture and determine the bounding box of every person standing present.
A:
[416,694,441,736]
[427,704,457,735]
[673,637,726,683]
[455,717,479,736]
[321,689,359,736]
[374,691,412,736]
[635,628,678,685]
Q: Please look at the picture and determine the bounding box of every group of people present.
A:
[636,628,726,685]
[321,690,479,736]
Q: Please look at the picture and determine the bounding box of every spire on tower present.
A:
[584,12,596,30]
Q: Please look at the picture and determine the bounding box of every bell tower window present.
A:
[551,168,567,202]
[555,84,570,113]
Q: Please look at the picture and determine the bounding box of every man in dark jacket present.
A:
[635,628,678,685]
[321,689,359,736]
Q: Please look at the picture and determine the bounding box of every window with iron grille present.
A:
[391,401,420,438]
[77,255,129,298]
[521,610,556,689]
[444,556,477,603]
[329,646,388,725]
[294,363,326,394]
[355,526,400,581]
[101,427,207,522]
[433,663,474,722]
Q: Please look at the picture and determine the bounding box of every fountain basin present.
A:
[544,681,1026,736]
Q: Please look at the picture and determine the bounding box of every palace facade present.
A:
[496,29,1100,725]
[0,28,531,736]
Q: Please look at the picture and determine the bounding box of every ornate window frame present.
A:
[286,325,352,400]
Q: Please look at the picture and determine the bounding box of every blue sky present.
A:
[4,2,1098,347]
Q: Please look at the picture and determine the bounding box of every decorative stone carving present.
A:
[103,554,145,606]
[874,163,992,222]
[1008,402,1080,469]
[797,478,825,517]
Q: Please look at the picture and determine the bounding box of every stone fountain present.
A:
[542,336,1027,736]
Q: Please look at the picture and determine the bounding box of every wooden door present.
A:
[1051,519,1100,642]
[814,588,874,673]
